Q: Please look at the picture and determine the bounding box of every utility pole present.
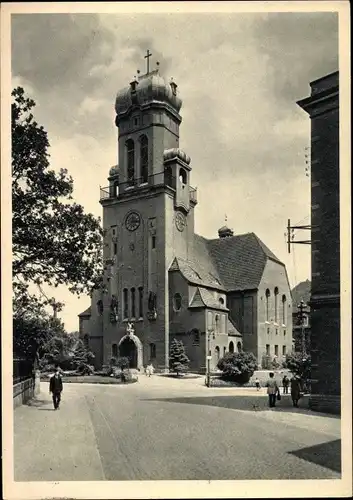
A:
[286,218,312,253]
[206,327,214,387]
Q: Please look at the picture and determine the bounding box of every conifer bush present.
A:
[169,339,190,376]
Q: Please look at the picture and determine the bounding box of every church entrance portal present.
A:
[119,337,138,369]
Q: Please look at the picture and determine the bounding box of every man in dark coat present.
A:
[49,365,63,410]
[290,376,302,407]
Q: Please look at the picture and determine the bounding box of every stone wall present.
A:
[13,377,35,408]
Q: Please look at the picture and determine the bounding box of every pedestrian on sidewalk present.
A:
[255,377,261,391]
[290,375,302,407]
[146,362,154,377]
[265,372,279,408]
[282,375,289,394]
[49,365,63,410]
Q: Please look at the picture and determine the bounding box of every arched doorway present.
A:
[237,342,242,353]
[118,334,143,370]
[229,341,234,353]
[119,337,137,368]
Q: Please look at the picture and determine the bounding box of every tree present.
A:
[169,339,189,376]
[71,338,95,374]
[12,87,103,300]
[13,300,67,366]
[217,351,257,384]
[285,352,311,383]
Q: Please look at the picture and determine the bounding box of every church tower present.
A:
[99,51,198,370]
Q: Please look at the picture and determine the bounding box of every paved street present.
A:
[14,375,341,481]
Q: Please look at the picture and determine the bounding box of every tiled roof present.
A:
[78,306,91,317]
[173,255,225,290]
[205,232,283,292]
[171,232,284,292]
[227,317,242,337]
[189,287,229,310]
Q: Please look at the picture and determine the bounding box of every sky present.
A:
[10,8,339,332]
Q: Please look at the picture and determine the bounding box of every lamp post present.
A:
[297,299,308,356]
[206,326,215,388]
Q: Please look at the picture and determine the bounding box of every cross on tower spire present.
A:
[144,49,152,74]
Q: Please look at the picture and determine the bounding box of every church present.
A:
[78,53,293,373]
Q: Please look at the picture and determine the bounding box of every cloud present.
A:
[10,11,338,330]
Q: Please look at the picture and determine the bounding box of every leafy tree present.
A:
[285,352,311,383]
[13,300,67,366]
[217,351,257,384]
[169,339,189,376]
[12,86,103,301]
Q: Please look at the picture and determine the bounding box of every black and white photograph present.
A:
[1,1,351,499]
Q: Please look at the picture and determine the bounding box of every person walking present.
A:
[49,365,63,410]
[255,377,261,391]
[282,375,289,394]
[290,376,302,407]
[265,372,279,408]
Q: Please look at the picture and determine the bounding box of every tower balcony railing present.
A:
[100,172,197,203]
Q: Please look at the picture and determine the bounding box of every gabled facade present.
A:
[79,55,292,372]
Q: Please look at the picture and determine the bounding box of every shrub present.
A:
[169,339,189,376]
[217,351,257,384]
[285,352,311,382]
[116,356,130,370]
[109,357,118,367]
[77,363,94,376]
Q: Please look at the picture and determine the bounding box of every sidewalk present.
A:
[14,383,105,481]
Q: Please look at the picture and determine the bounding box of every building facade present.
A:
[79,58,292,372]
[297,71,340,414]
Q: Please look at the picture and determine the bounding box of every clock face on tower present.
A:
[175,211,186,232]
[125,212,141,231]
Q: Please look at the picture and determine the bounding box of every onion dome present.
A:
[218,225,234,238]
[115,70,182,120]
[163,148,191,165]
[109,164,119,178]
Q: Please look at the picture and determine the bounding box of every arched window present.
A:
[131,288,136,318]
[223,346,227,356]
[165,166,174,188]
[140,135,148,183]
[84,334,89,348]
[149,343,156,359]
[179,167,187,185]
[237,342,242,353]
[126,139,135,185]
[219,297,224,305]
[274,287,279,323]
[192,328,200,345]
[112,343,118,357]
[123,288,128,319]
[229,341,234,353]
[173,293,182,311]
[265,289,270,322]
[215,346,220,361]
[138,287,144,318]
[282,294,287,325]
[96,300,103,315]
